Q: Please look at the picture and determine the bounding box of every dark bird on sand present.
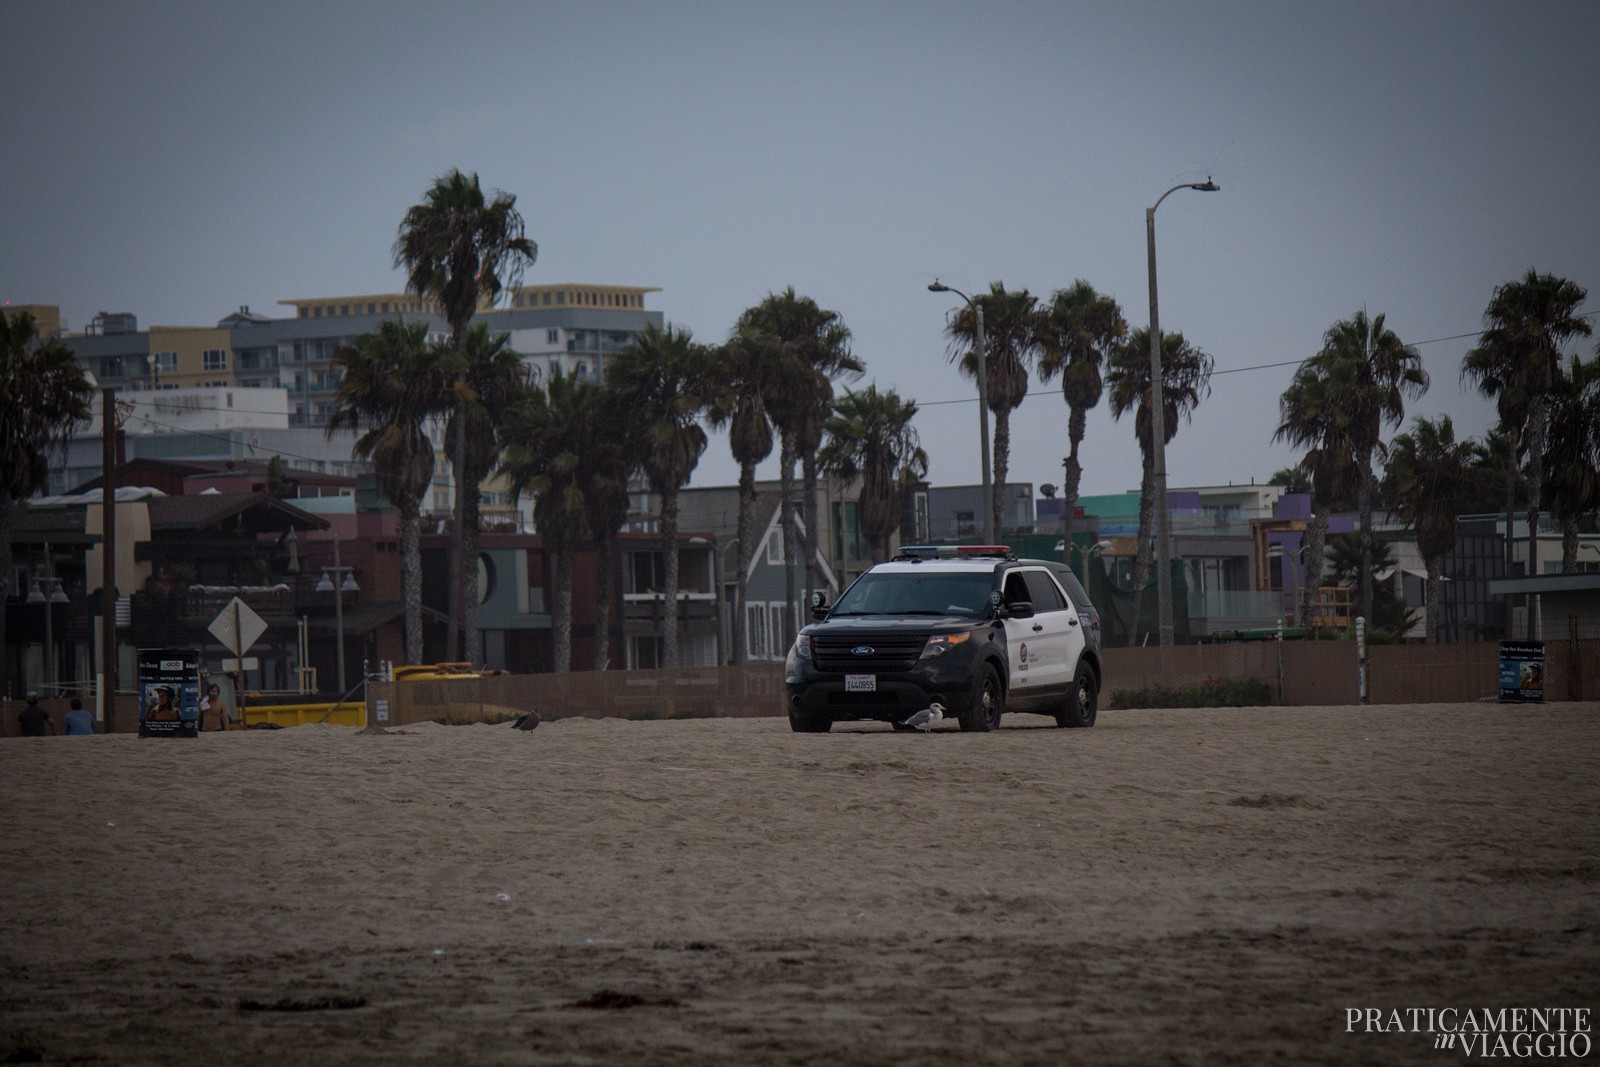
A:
[513,710,541,731]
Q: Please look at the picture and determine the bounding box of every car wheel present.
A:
[789,710,832,733]
[959,663,1004,732]
[1057,661,1098,728]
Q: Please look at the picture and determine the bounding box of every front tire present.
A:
[959,663,1004,732]
[789,709,832,733]
[1057,661,1098,728]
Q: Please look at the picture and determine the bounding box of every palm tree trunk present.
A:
[1358,455,1374,625]
[1524,398,1546,639]
[661,486,681,669]
[593,534,614,670]
[992,408,1010,540]
[1061,406,1086,564]
[1424,557,1441,643]
[553,548,572,672]
[779,431,798,650]
[1561,514,1578,573]
[0,504,12,695]
[399,508,424,665]
[462,466,483,665]
[1299,510,1329,629]
[733,460,757,665]
[801,451,820,608]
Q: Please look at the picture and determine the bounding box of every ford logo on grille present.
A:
[851,646,875,656]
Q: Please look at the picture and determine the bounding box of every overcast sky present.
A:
[6,1,1597,498]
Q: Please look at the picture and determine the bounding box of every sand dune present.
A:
[3,703,1597,1064]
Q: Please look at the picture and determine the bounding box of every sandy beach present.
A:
[3,702,1597,1065]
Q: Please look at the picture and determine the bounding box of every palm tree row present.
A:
[1276,270,1593,642]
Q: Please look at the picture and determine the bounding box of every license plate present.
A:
[845,674,876,692]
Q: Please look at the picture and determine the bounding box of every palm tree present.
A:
[818,385,929,561]
[1275,353,1361,628]
[0,311,93,695]
[581,384,642,671]
[1385,415,1476,641]
[327,318,444,665]
[393,168,537,661]
[439,324,530,665]
[942,283,1041,539]
[500,370,599,672]
[1106,328,1214,642]
[735,289,860,646]
[1463,270,1591,612]
[608,324,717,668]
[1543,352,1600,571]
[1308,311,1428,623]
[1035,280,1127,559]
[708,331,780,664]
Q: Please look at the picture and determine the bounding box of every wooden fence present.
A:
[360,636,1599,727]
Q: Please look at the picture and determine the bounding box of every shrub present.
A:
[1109,675,1275,709]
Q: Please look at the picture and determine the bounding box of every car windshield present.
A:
[831,571,995,616]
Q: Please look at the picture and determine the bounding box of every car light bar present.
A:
[896,544,1014,559]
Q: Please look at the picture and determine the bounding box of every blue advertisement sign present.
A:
[1498,641,1544,703]
[137,647,202,738]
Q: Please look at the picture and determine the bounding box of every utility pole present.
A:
[100,387,118,731]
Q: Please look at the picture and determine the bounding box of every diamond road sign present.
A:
[209,597,268,658]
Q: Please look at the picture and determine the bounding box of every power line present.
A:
[914,313,1599,406]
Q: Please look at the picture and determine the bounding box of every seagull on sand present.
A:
[513,709,541,731]
[899,702,944,733]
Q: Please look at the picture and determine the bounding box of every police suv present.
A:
[784,545,1103,733]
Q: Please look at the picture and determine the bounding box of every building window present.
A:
[151,352,178,374]
[746,603,770,660]
[955,511,976,538]
[766,530,784,565]
[202,349,228,371]
[546,328,559,344]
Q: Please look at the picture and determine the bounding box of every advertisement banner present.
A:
[137,647,201,738]
[1497,641,1545,703]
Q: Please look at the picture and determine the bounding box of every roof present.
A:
[147,493,329,534]
[4,505,100,545]
[1488,573,1600,596]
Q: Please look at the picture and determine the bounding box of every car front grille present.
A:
[813,634,925,673]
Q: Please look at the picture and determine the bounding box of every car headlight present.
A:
[794,634,813,659]
[921,632,971,658]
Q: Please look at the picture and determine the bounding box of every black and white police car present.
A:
[784,545,1104,733]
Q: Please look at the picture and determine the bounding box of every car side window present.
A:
[1022,570,1068,612]
[1003,572,1031,607]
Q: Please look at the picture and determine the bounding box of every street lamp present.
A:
[1146,178,1219,647]
[928,280,995,543]
[315,536,359,694]
[28,575,69,694]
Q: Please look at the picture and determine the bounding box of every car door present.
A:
[999,568,1068,706]
[1019,567,1082,699]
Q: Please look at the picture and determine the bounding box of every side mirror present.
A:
[810,590,829,620]
[1006,600,1035,619]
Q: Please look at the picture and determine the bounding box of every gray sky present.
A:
[6,0,1597,498]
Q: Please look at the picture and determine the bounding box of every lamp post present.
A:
[1146,178,1219,647]
[28,572,69,694]
[928,281,995,543]
[316,536,359,694]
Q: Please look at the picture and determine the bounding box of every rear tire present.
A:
[1057,661,1098,728]
[959,664,1004,732]
[789,710,832,733]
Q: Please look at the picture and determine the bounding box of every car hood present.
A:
[805,615,988,635]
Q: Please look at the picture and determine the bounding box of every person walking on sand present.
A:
[199,683,233,732]
[18,692,54,736]
[63,697,94,735]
